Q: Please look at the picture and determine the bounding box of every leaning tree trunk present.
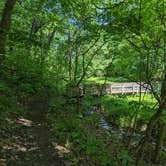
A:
[154,121,166,162]
[136,107,163,166]
[136,76,166,165]
[0,0,16,63]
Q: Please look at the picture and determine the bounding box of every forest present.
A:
[0,0,166,166]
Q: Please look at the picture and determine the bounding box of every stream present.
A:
[89,105,166,152]
[89,105,132,141]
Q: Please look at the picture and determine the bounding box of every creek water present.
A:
[89,105,166,152]
[89,106,127,141]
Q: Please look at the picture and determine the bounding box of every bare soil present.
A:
[0,95,65,166]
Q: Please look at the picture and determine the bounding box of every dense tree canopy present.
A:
[0,0,166,165]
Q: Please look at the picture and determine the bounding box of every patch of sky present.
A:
[43,1,62,14]
[93,14,115,26]
[67,18,80,29]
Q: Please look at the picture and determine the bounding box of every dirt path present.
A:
[0,95,65,166]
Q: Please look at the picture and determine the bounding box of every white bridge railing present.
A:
[82,82,151,95]
[107,82,150,94]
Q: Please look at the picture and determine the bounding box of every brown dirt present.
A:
[0,95,65,166]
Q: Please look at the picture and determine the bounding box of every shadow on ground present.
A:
[0,95,66,166]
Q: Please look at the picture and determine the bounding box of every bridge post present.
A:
[122,85,124,94]
[132,84,134,94]
[110,85,112,94]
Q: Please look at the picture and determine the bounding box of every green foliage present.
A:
[83,94,156,128]
[83,77,129,84]
[48,102,118,165]
[0,0,166,165]
[117,150,134,166]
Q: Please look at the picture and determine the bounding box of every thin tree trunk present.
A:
[0,0,16,62]
[76,42,104,86]
[68,30,72,82]
[74,44,79,81]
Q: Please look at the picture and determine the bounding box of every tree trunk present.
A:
[74,44,79,81]
[0,0,16,62]
[68,30,72,82]
[154,121,166,162]
[136,107,162,166]
[136,75,166,165]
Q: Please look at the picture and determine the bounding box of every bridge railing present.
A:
[82,82,151,95]
[108,83,150,94]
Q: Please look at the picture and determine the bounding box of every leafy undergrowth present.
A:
[83,94,157,128]
[47,97,135,166]
[48,95,165,166]
[1,91,164,166]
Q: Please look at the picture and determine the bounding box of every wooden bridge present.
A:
[82,82,151,95]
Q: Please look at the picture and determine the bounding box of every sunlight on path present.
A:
[0,96,65,166]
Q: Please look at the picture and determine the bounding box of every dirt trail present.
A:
[0,95,65,166]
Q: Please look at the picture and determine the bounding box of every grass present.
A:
[83,94,157,127]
